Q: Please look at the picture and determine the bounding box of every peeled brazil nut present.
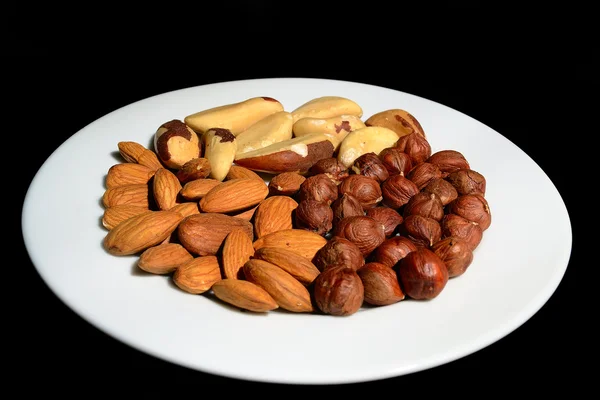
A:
[184,96,284,135]
[203,128,237,181]
[233,133,335,174]
[292,114,366,143]
[365,109,426,138]
[235,111,293,155]
[337,126,400,168]
[153,119,202,170]
[291,96,363,123]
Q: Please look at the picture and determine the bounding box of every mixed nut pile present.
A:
[101,95,492,316]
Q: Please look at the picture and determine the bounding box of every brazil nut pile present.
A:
[101,96,491,316]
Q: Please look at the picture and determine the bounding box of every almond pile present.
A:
[101,96,492,316]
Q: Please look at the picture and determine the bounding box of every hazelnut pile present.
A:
[276,132,491,315]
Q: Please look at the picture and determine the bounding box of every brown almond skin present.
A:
[253,229,328,260]
[268,172,306,196]
[357,262,405,306]
[169,202,201,218]
[312,236,365,272]
[178,213,254,256]
[153,168,183,210]
[253,196,298,238]
[221,228,255,279]
[106,163,155,189]
[243,259,313,312]
[313,265,364,316]
[180,178,222,201]
[253,247,321,285]
[212,279,279,312]
[103,210,184,256]
[102,205,151,230]
[226,165,264,181]
[199,178,268,214]
[173,256,222,294]
[138,243,194,274]
[102,184,150,209]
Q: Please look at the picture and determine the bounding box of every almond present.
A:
[253,247,320,286]
[102,184,150,209]
[180,178,222,201]
[178,213,254,256]
[102,205,151,230]
[173,255,222,294]
[253,196,298,238]
[212,279,278,312]
[153,168,183,210]
[253,229,328,260]
[169,202,200,218]
[267,172,306,197]
[105,163,155,189]
[118,141,163,171]
[243,259,313,312]
[137,243,194,274]
[103,210,184,256]
[199,178,268,214]
[231,205,258,221]
[225,165,264,181]
[221,229,255,279]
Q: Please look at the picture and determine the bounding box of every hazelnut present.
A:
[312,236,365,272]
[422,178,458,206]
[338,174,383,209]
[351,152,390,183]
[400,214,442,248]
[297,173,339,205]
[370,236,418,268]
[402,191,444,221]
[447,194,491,231]
[366,206,404,237]
[427,150,470,176]
[406,162,443,190]
[357,262,405,306]
[394,132,432,165]
[176,157,211,183]
[381,174,419,209]
[431,236,474,278]
[313,264,364,316]
[446,169,487,196]
[441,213,483,251]
[268,172,306,197]
[333,215,386,256]
[331,193,365,228]
[397,247,449,300]
[308,157,349,185]
[379,147,413,176]
[294,199,333,236]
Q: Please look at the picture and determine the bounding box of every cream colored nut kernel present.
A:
[292,114,366,144]
[203,128,237,181]
[235,111,293,155]
[337,126,400,168]
[291,96,363,123]
[184,96,284,135]
[153,119,201,170]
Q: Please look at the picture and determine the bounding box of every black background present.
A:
[10,3,594,395]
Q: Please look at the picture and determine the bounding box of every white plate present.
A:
[22,78,572,384]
